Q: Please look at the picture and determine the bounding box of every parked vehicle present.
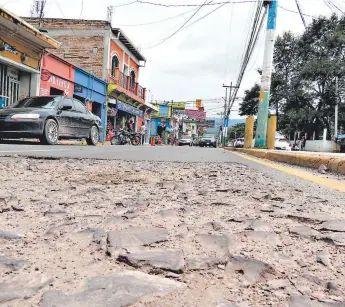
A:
[274,137,291,150]
[179,135,191,146]
[0,96,102,145]
[235,138,244,148]
[199,134,217,148]
[111,129,140,146]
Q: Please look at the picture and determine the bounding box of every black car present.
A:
[0,96,102,145]
[199,134,217,148]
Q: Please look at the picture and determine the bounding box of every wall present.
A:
[23,18,108,79]
[305,140,334,152]
[40,54,74,97]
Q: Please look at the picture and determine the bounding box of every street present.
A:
[1,146,345,306]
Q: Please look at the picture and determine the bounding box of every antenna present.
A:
[30,0,47,28]
[107,6,114,25]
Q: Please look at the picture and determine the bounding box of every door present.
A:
[56,97,77,137]
[72,99,93,138]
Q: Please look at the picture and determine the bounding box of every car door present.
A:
[72,99,92,138]
[56,97,77,137]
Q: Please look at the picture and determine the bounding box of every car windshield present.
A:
[203,135,214,139]
[10,97,60,109]
[180,135,191,139]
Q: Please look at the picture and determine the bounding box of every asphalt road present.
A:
[0,142,343,200]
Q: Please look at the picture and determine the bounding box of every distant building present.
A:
[206,118,245,135]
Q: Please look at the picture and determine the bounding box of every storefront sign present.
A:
[117,100,143,117]
[74,84,83,93]
[48,75,72,96]
[158,105,169,117]
[172,103,185,110]
[3,43,18,55]
[198,120,215,128]
[184,109,206,121]
[41,69,51,81]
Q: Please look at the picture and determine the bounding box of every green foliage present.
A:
[240,14,345,139]
[228,123,245,139]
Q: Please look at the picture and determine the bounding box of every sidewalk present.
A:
[225,147,345,175]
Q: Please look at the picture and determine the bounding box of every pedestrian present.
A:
[140,122,146,145]
[301,136,306,151]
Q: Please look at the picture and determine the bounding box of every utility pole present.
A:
[222,85,229,146]
[335,76,339,139]
[255,0,278,148]
[223,83,239,146]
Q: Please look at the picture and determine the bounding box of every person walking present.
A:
[140,122,146,145]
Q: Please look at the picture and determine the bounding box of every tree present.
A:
[241,15,345,139]
[239,84,260,116]
[228,123,245,139]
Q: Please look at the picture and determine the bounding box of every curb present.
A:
[224,147,345,175]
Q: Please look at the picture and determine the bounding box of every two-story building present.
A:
[24,17,156,142]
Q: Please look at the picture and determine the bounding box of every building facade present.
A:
[0,8,59,107]
[40,53,107,140]
[24,18,156,143]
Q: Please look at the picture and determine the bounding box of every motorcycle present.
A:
[111,129,140,146]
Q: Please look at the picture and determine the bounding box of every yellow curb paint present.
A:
[230,151,345,193]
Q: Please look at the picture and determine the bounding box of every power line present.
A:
[137,0,257,7]
[143,0,210,49]
[278,4,313,17]
[115,7,198,26]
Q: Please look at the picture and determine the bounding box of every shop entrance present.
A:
[92,103,101,118]
[50,87,64,96]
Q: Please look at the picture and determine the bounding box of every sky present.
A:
[0,0,340,118]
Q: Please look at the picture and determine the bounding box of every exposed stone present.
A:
[0,231,22,239]
[41,270,184,307]
[289,225,320,239]
[187,257,227,271]
[68,228,105,249]
[104,216,126,224]
[107,227,169,256]
[245,220,272,232]
[326,281,337,291]
[226,256,276,285]
[286,213,334,224]
[267,279,290,290]
[0,197,10,213]
[194,234,234,256]
[0,257,27,274]
[318,164,328,174]
[118,249,185,273]
[204,221,223,231]
[159,209,179,218]
[287,295,343,306]
[252,192,270,200]
[319,220,345,232]
[43,210,67,217]
[321,233,345,246]
[317,251,331,266]
[242,231,282,246]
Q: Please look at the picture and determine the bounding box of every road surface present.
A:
[0,144,345,306]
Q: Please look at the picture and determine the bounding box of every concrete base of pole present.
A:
[244,116,254,148]
[266,115,277,149]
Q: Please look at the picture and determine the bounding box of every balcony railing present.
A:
[108,68,146,101]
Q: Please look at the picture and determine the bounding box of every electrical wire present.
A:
[278,4,313,17]
[227,1,267,118]
[328,0,344,12]
[137,0,257,7]
[143,0,210,49]
[115,7,198,26]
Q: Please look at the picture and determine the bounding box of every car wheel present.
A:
[87,125,99,146]
[41,119,59,145]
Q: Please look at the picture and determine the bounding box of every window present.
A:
[61,98,74,110]
[73,99,88,113]
[11,96,61,109]
[111,55,119,77]
[130,70,136,88]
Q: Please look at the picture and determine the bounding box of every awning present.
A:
[117,100,143,118]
